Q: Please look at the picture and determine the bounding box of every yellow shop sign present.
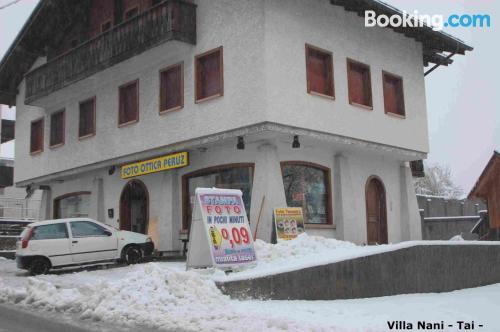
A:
[121,151,189,179]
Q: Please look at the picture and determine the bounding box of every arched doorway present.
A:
[365,176,388,245]
[120,180,149,234]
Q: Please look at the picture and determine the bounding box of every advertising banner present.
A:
[274,207,305,241]
[187,188,257,269]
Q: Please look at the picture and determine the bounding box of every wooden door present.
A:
[365,177,388,244]
[119,184,131,231]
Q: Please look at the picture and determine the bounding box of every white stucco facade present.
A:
[11,0,429,249]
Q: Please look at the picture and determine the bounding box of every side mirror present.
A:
[104,230,112,236]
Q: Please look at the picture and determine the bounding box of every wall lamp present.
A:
[292,135,300,148]
[237,136,245,150]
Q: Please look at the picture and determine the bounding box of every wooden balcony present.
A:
[25,1,196,105]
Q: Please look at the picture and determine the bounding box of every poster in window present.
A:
[274,207,305,241]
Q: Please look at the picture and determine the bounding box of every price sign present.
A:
[187,188,257,269]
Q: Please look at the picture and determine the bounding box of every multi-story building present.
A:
[0,0,471,253]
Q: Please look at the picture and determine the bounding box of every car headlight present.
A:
[146,237,152,242]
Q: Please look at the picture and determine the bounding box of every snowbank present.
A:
[0,263,340,331]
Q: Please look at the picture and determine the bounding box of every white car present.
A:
[16,218,154,275]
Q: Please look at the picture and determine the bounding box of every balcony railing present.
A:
[25,0,196,105]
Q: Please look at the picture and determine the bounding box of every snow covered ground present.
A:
[1,235,499,332]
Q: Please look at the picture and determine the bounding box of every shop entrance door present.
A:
[365,176,388,245]
[119,180,149,234]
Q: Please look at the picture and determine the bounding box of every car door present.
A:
[29,223,72,267]
[69,220,118,263]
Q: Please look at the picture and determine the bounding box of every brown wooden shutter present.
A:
[160,63,183,112]
[30,118,44,153]
[306,45,334,97]
[383,73,405,116]
[119,81,138,125]
[348,60,372,107]
[50,111,64,147]
[79,98,96,137]
[195,47,223,102]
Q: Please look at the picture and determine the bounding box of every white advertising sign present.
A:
[187,188,257,269]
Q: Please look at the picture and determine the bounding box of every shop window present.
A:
[79,97,96,139]
[281,162,332,225]
[347,59,372,108]
[50,110,65,148]
[119,80,139,126]
[30,118,44,154]
[305,44,334,98]
[195,46,223,103]
[383,71,405,117]
[54,192,91,219]
[183,164,254,231]
[160,62,183,113]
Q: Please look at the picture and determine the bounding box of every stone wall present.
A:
[218,243,500,300]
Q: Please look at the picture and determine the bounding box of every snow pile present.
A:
[0,263,340,332]
[254,234,357,263]
[220,233,392,281]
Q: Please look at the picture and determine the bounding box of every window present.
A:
[305,44,334,98]
[32,223,68,240]
[70,221,109,237]
[101,21,112,32]
[50,110,65,147]
[183,164,253,231]
[124,6,139,20]
[160,62,183,113]
[30,118,44,154]
[281,162,332,225]
[195,46,223,102]
[79,97,96,138]
[347,59,372,108]
[383,71,405,117]
[118,80,139,126]
[54,192,91,219]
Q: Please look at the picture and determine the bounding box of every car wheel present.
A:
[123,245,142,265]
[29,257,50,276]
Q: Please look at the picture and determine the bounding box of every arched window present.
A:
[281,161,332,225]
[53,192,91,219]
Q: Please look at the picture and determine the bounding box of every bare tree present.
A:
[414,162,464,199]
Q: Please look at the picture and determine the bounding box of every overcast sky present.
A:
[0,0,498,194]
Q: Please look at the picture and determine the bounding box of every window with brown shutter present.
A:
[118,80,139,126]
[160,62,183,113]
[382,71,405,117]
[195,46,223,103]
[305,44,334,98]
[50,110,65,148]
[30,118,44,154]
[79,97,96,138]
[347,59,372,109]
